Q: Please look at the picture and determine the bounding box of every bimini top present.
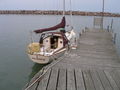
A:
[34,16,66,34]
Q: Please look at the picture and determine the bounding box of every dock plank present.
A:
[37,69,52,90]
[97,70,113,90]
[67,69,76,90]
[90,70,104,90]
[26,71,42,90]
[57,69,66,90]
[75,69,85,90]
[47,68,58,90]
[28,82,38,90]
[104,70,119,90]
[109,70,120,89]
[82,70,95,90]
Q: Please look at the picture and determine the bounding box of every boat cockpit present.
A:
[39,33,64,53]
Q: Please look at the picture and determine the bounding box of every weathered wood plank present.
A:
[109,70,120,89]
[26,71,42,90]
[67,69,76,90]
[47,68,59,90]
[27,71,42,90]
[28,82,39,90]
[57,69,66,90]
[75,69,85,90]
[82,70,95,90]
[104,70,119,90]
[37,69,52,90]
[97,70,113,90]
[116,70,120,78]
[90,70,104,90]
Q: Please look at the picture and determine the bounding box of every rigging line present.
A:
[30,31,33,43]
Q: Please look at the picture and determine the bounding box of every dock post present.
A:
[79,32,81,38]
[113,33,117,44]
[107,25,109,32]
[82,29,84,33]
[110,19,113,30]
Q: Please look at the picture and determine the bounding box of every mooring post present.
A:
[79,32,81,38]
[85,27,88,31]
[114,33,117,44]
[113,33,117,44]
[107,25,109,32]
[82,29,84,33]
[110,19,113,30]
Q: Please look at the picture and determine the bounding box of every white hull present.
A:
[27,29,76,64]
[28,48,66,64]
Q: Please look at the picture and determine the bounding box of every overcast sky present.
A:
[0,0,120,13]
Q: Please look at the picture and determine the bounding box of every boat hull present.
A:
[28,48,66,64]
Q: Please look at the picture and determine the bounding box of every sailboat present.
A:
[27,0,77,64]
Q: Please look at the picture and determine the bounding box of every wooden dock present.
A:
[25,28,120,90]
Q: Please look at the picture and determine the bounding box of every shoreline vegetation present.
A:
[0,10,120,17]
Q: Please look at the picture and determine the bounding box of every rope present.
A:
[25,52,69,90]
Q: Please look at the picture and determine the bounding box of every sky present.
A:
[0,0,120,13]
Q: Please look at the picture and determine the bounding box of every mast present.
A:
[70,0,73,29]
[63,0,65,16]
[101,0,104,29]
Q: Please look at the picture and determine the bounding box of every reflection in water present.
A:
[28,63,48,81]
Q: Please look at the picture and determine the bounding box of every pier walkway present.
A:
[25,28,120,90]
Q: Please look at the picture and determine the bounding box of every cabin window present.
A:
[60,41,62,44]
[50,36,58,49]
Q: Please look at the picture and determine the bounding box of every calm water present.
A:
[0,15,120,90]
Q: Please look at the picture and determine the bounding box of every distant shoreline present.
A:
[0,10,120,17]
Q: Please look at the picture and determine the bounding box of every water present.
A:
[0,15,120,90]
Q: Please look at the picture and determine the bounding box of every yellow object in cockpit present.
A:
[27,43,40,54]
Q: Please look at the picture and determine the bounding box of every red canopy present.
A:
[34,16,66,34]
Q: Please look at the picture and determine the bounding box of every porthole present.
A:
[60,41,62,43]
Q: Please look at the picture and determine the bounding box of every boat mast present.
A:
[63,0,65,16]
[70,0,73,29]
[101,0,104,29]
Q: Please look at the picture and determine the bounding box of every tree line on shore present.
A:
[0,10,120,17]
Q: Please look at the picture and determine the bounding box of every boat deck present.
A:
[25,28,120,90]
